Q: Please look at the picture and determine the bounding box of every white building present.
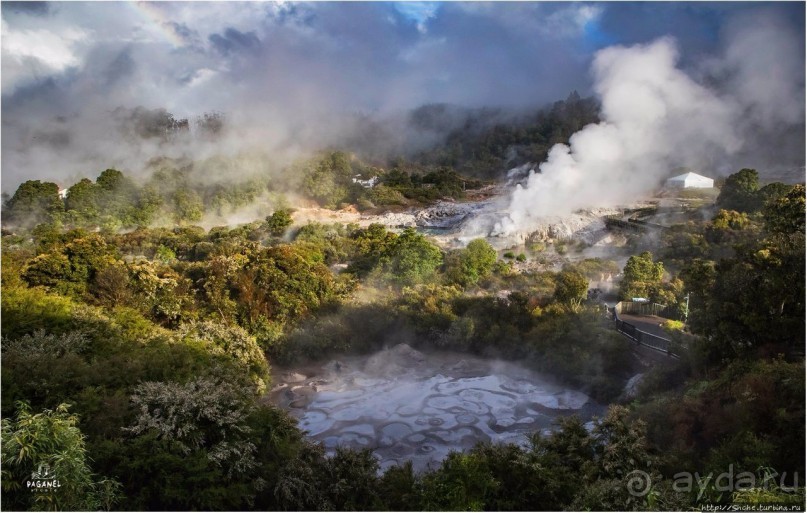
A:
[351,175,378,188]
[665,172,714,189]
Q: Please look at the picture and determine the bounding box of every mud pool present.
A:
[270,344,603,472]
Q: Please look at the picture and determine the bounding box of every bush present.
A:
[444,239,497,287]
[356,197,375,211]
[368,185,407,206]
[266,209,293,236]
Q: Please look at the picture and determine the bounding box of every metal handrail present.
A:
[610,305,679,359]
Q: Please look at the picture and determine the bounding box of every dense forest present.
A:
[1,155,804,510]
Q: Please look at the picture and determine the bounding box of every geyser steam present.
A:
[494,37,741,235]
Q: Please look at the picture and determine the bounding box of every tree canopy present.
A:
[619,251,664,301]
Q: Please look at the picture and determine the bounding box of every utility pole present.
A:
[684,293,690,325]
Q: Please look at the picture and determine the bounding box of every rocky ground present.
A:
[288,185,658,278]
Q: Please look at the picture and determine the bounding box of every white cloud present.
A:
[1,19,88,91]
[186,67,217,88]
[538,4,603,38]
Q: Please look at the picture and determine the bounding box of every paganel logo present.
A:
[26,463,61,493]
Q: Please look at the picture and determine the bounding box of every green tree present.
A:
[91,262,133,307]
[619,251,664,301]
[554,268,589,308]
[128,261,194,326]
[95,169,129,191]
[176,321,269,394]
[23,252,73,290]
[170,188,204,224]
[711,209,751,231]
[757,182,794,208]
[377,461,420,510]
[299,152,354,208]
[319,447,381,510]
[131,184,163,227]
[235,244,348,326]
[368,185,407,206]
[347,223,398,277]
[708,242,804,355]
[202,253,248,322]
[153,244,177,264]
[5,180,64,229]
[64,178,100,226]
[120,378,265,509]
[31,223,63,253]
[679,258,716,331]
[384,228,443,286]
[763,184,805,235]
[531,416,596,507]
[682,183,805,361]
[380,168,412,188]
[716,168,760,213]
[95,169,141,229]
[705,209,759,247]
[1,402,122,511]
[419,451,498,510]
[273,444,330,510]
[23,233,116,297]
[126,378,259,479]
[573,405,658,511]
[445,238,497,287]
[265,209,293,237]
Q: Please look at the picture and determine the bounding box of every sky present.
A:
[1,1,805,191]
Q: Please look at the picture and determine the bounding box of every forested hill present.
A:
[342,91,600,179]
[409,91,599,178]
[1,154,489,233]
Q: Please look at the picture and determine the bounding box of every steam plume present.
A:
[494,15,805,235]
[495,38,739,235]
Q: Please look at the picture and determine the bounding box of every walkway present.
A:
[616,313,669,339]
[609,307,679,359]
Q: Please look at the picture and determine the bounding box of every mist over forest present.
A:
[2,1,805,197]
[1,2,805,512]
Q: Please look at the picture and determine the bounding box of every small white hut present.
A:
[665,172,714,189]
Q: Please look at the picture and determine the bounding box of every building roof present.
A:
[667,171,712,182]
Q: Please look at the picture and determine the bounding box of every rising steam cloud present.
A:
[495,17,804,235]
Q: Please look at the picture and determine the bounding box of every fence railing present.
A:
[610,304,679,358]
[616,300,682,321]
[615,301,666,317]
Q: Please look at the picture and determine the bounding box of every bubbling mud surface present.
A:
[270,344,603,472]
